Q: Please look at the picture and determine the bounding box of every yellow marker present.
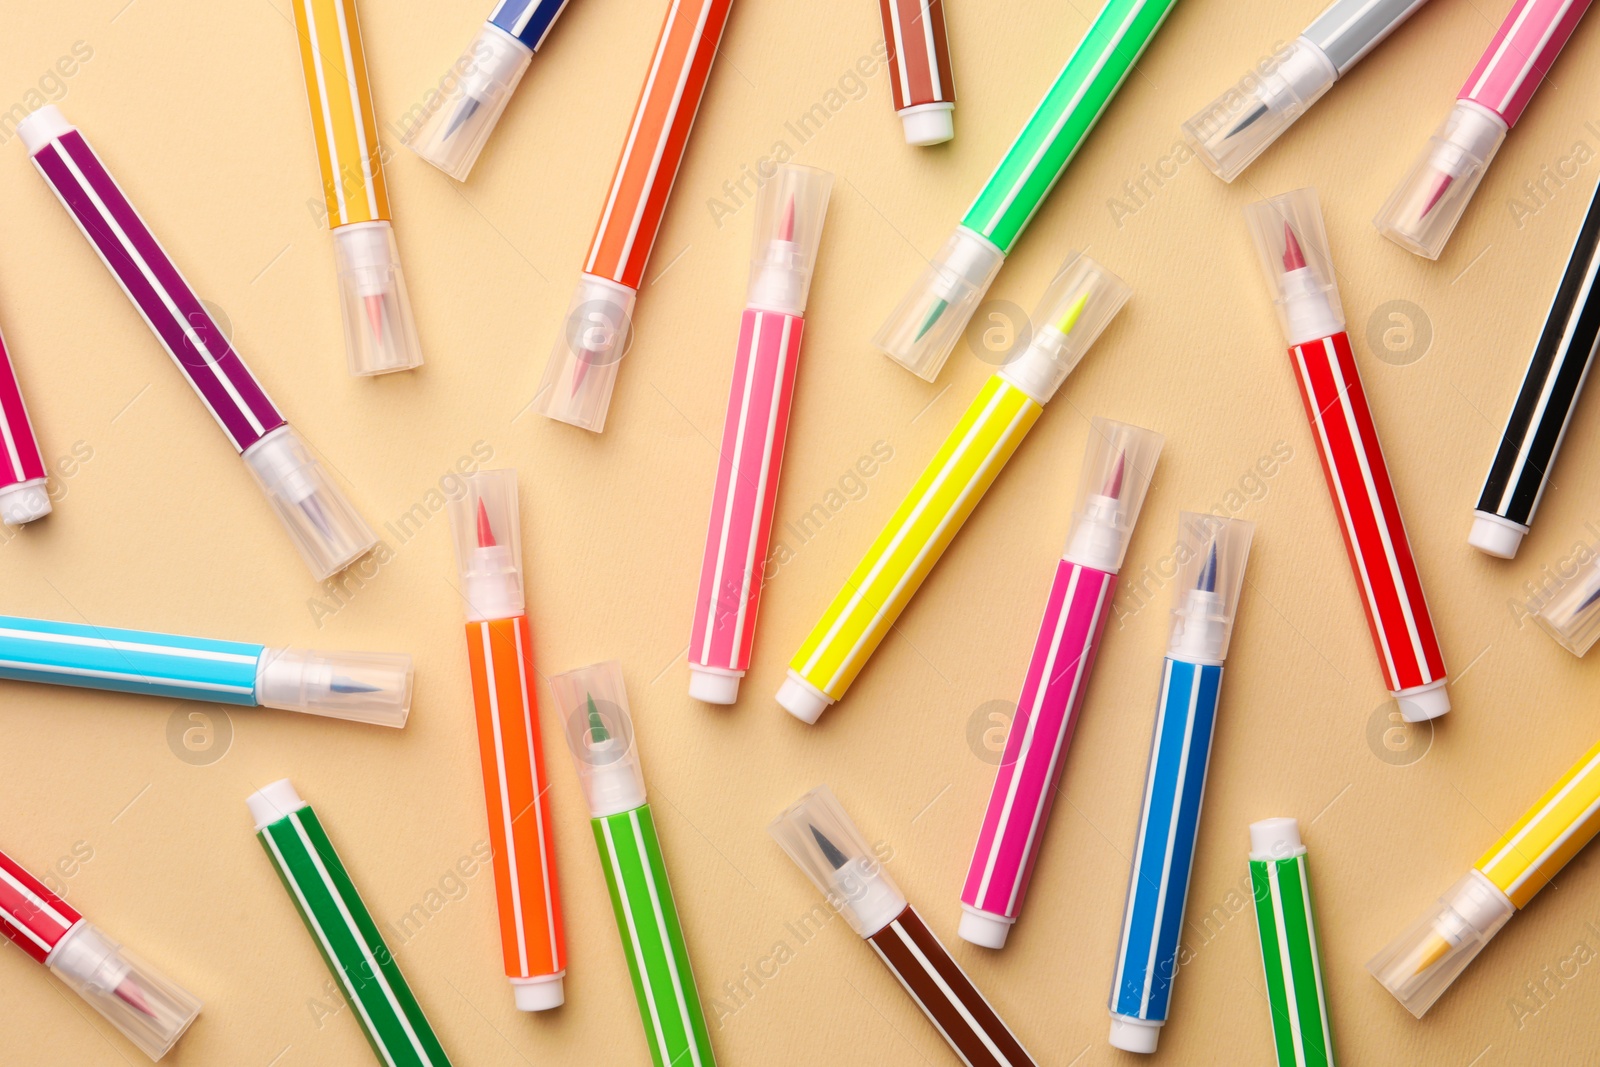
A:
[290,0,423,376]
[1369,735,1600,1017]
[776,253,1131,723]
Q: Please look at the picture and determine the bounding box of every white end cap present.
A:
[247,778,307,830]
[777,672,832,723]
[0,481,51,524]
[688,667,741,705]
[16,105,69,153]
[1248,817,1303,860]
[512,975,564,1011]
[1468,512,1526,558]
[901,104,954,146]
[957,908,1012,949]
[1109,1014,1161,1053]
[1395,680,1450,722]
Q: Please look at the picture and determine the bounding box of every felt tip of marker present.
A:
[115,976,157,1019]
[1281,222,1307,273]
[586,693,609,743]
[914,297,949,342]
[1226,101,1269,138]
[443,95,482,141]
[810,825,848,869]
[778,195,795,242]
[1055,292,1089,335]
[476,497,497,548]
[1419,172,1453,219]
[1103,450,1125,498]
[1198,541,1218,593]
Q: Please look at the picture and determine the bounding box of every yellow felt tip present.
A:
[1413,932,1452,976]
[1055,292,1089,335]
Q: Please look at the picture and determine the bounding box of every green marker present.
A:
[552,662,717,1067]
[876,0,1178,381]
[1249,818,1335,1067]
[248,780,453,1067]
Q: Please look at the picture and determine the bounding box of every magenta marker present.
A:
[688,164,833,704]
[1375,0,1593,258]
[0,320,49,526]
[959,417,1163,949]
[17,105,377,579]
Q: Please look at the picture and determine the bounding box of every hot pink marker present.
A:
[688,164,834,704]
[959,417,1163,948]
[1375,0,1593,258]
[0,318,50,526]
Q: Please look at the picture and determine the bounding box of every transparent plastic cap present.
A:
[551,660,647,817]
[256,647,413,727]
[1243,187,1345,345]
[1183,39,1337,182]
[447,469,525,621]
[332,222,423,376]
[1001,252,1133,405]
[48,922,201,1061]
[768,785,907,938]
[874,226,1005,381]
[534,275,637,433]
[1167,512,1254,662]
[403,24,533,182]
[1374,101,1506,260]
[747,164,834,315]
[1368,870,1514,1018]
[241,426,378,580]
[1532,556,1600,657]
[1062,418,1163,572]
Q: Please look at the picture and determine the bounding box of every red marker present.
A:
[0,845,201,1060]
[1246,188,1449,721]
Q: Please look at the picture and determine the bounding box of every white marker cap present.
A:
[1468,512,1526,558]
[900,103,954,146]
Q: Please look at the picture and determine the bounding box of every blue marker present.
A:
[404,0,579,181]
[1108,514,1255,1054]
[0,614,412,727]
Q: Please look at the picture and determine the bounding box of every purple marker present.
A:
[17,105,376,579]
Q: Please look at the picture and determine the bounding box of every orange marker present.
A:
[448,469,566,1010]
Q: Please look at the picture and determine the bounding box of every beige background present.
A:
[3,0,1600,1063]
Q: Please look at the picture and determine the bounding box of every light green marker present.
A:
[248,779,452,1067]
[876,0,1178,381]
[1249,818,1335,1067]
[551,662,717,1067]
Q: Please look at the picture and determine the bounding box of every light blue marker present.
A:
[1108,514,1255,1054]
[0,614,413,727]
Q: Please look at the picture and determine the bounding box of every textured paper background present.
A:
[3,0,1600,1063]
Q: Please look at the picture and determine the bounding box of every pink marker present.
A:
[688,164,833,704]
[0,319,49,526]
[959,417,1163,949]
[1375,0,1593,258]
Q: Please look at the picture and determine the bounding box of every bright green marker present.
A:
[876,0,1178,381]
[552,662,717,1067]
[248,779,452,1067]
[1249,818,1335,1067]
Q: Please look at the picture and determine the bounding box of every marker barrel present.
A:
[1248,819,1335,1067]
[291,0,423,374]
[1473,174,1600,558]
[876,0,957,145]
[536,0,736,431]
[0,323,49,525]
[250,781,452,1066]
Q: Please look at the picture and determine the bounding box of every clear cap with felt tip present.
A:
[551,660,647,817]
[1062,417,1163,572]
[1001,251,1131,404]
[768,785,907,938]
[332,221,423,376]
[1375,101,1506,260]
[1167,513,1254,661]
[403,24,533,182]
[241,426,377,580]
[256,647,413,727]
[747,164,833,314]
[47,921,202,1061]
[1243,187,1343,344]
[1532,554,1600,657]
[534,275,636,432]
[447,469,525,621]
[1368,870,1513,1018]
[1182,40,1337,183]
[874,226,1005,381]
